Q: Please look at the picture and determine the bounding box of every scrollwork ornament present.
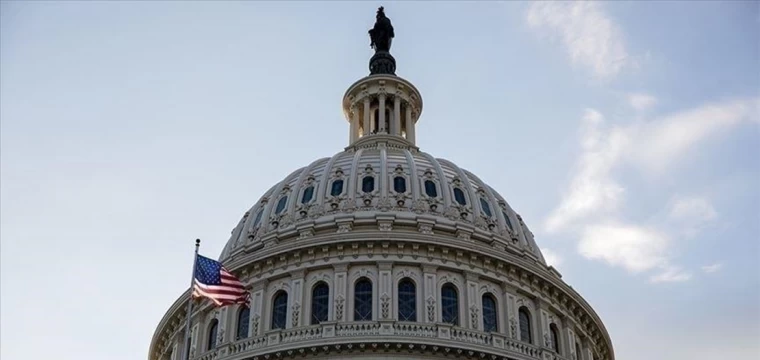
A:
[381,294,390,319]
[292,303,301,327]
[335,295,345,321]
[426,297,436,322]
[509,318,517,339]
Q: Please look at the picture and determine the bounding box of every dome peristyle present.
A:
[149,8,613,360]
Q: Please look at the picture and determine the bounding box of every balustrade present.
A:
[193,320,549,360]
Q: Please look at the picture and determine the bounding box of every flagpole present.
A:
[181,239,201,360]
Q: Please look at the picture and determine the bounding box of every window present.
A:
[550,323,560,353]
[362,176,375,193]
[482,294,498,332]
[453,188,467,205]
[330,180,344,196]
[354,278,373,321]
[519,307,532,343]
[311,282,329,324]
[275,196,288,215]
[424,180,438,198]
[502,211,513,232]
[236,307,250,339]
[253,210,264,227]
[393,176,407,193]
[397,278,416,321]
[301,186,314,204]
[271,291,288,330]
[207,319,219,350]
[441,284,459,325]
[479,198,492,217]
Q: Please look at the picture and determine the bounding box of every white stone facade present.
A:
[148,25,614,360]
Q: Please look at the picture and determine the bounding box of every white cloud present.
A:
[545,98,757,234]
[526,2,630,80]
[544,109,628,233]
[669,196,717,222]
[701,263,723,273]
[541,248,563,268]
[546,98,757,280]
[628,93,657,111]
[578,223,669,273]
[627,98,759,173]
[650,266,693,283]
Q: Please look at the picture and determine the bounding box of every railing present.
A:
[196,321,555,360]
[393,322,437,338]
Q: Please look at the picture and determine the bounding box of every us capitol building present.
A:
[149,7,614,360]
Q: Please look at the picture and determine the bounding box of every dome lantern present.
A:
[342,7,423,149]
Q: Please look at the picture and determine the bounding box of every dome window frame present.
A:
[274,196,288,215]
[361,175,376,194]
[330,179,345,197]
[423,180,438,198]
[393,176,407,194]
[453,187,467,206]
[300,185,315,204]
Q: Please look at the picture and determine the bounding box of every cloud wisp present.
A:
[526,2,630,80]
[701,263,723,273]
[544,96,757,283]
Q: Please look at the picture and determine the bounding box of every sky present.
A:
[1,2,758,360]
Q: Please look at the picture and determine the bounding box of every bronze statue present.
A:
[369,7,394,53]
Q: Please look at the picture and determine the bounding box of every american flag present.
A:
[192,254,249,307]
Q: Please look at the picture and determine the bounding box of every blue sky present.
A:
[1,2,758,360]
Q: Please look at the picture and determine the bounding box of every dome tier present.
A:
[220,145,546,266]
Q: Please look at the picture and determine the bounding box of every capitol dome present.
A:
[150,7,613,360]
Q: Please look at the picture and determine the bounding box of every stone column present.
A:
[350,105,359,142]
[393,95,401,136]
[250,280,267,337]
[536,301,548,350]
[378,94,387,133]
[422,265,438,323]
[465,272,480,330]
[363,98,371,136]
[289,270,305,328]
[190,323,199,358]
[503,284,517,339]
[333,263,349,322]
[405,106,415,143]
[216,307,229,345]
[378,261,393,320]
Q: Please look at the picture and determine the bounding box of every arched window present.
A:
[519,307,532,343]
[311,282,329,324]
[441,283,459,325]
[424,180,438,198]
[253,210,264,228]
[479,198,492,217]
[453,188,467,205]
[393,176,407,193]
[550,323,560,353]
[502,211,514,232]
[330,179,344,196]
[207,319,219,350]
[362,176,375,193]
[236,307,250,339]
[354,278,373,321]
[397,278,416,321]
[275,196,288,215]
[481,294,498,332]
[271,291,288,330]
[301,186,314,204]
